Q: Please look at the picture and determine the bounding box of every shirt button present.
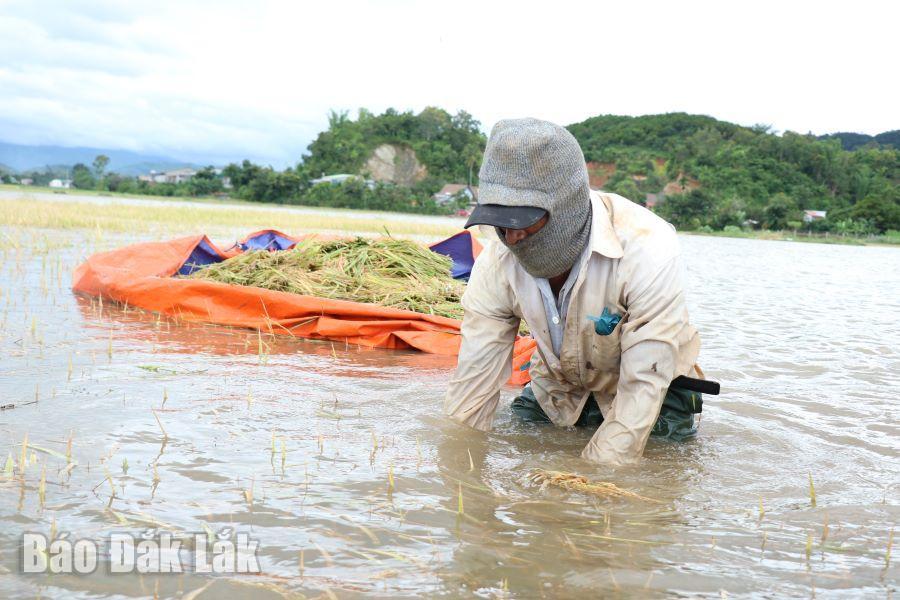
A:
[552,316,560,324]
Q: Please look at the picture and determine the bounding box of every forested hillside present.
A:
[567,113,899,232]
[818,131,900,151]
[218,107,487,213]
[303,107,486,185]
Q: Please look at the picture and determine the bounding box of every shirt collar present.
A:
[588,191,624,259]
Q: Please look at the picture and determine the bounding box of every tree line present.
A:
[567,113,899,234]
[4,109,897,232]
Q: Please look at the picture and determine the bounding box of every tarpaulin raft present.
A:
[72,229,536,385]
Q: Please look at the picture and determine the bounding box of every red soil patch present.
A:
[663,172,700,195]
[586,162,617,189]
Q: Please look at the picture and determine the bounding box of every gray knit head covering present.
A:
[478,118,592,279]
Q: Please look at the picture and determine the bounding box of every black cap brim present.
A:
[464,204,547,230]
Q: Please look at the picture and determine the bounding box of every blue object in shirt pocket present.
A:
[587,307,622,336]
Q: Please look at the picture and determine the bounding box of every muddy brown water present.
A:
[0,226,898,598]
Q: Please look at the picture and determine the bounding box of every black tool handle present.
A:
[672,375,720,396]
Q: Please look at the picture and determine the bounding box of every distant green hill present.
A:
[302,107,486,188]
[217,108,488,214]
[818,130,900,151]
[566,113,899,232]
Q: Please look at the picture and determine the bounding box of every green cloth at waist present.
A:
[510,381,701,441]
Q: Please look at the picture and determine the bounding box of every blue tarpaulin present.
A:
[429,231,478,280]
[177,238,225,275]
[240,230,298,251]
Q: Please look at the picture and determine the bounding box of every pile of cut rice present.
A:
[188,237,466,319]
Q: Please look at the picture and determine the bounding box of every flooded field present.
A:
[0,188,468,237]
[0,216,898,598]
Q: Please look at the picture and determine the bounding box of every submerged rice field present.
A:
[0,194,898,598]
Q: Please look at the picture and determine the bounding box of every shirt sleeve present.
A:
[581,254,697,464]
[444,247,520,431]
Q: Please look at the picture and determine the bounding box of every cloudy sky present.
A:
[0,0,896,166]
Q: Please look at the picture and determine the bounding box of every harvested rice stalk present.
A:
[189,237,466,319]
[529,470,661,503]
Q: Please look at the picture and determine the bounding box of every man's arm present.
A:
[444,249,519,431]
[582,254,698,464]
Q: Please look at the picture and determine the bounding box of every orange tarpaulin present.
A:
[72,231,536,385]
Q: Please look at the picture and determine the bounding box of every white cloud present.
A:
[0,0,896,166]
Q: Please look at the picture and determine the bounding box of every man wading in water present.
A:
[444,118,705,465]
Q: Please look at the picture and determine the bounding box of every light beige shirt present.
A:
[444,191,701,465]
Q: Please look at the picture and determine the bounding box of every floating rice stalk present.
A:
[608,568,620,591]
[151,410,168,440]
[181,581,213,600]
[19,433,28,476]
[151,463,160,498]
[29,444,72,463]
[323,588,339,600]
[270,430,276,461]
[3,453,13,478]
[38,465,46,509]
[529,470,662,503]
[457,483,464,515]
[561,532,582,560]
[243,478,254,508]
[313,542,334,568]
[887,529,894,568]
[102,467,116,502]
[187,237,466,320]
[808,472,817,507]
[366,547,427,569]
[257,329,269,365]
[355,523,380,545]
[566,530,665,546]
[758,495,764,520]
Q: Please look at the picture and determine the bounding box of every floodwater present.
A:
[0,225,898,599]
